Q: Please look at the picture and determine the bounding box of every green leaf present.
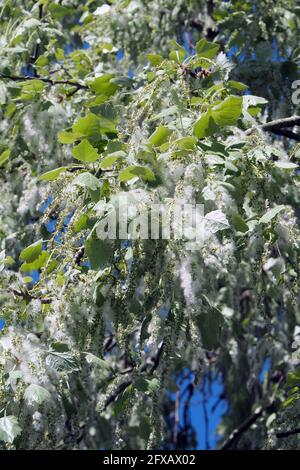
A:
[93,284,106,306]
[20,251,49,272]
[73,214,91,233]
[85,353,114,374]
[58,131,81,144]
[140,313,152,344]
[148,125,171,147]
[147,53,163,66]
[97,115,117,134]
[112,385,133,417]
[225,160,238,172]
[233,214,249,233]
[85,238,114,270]
[89,74,118,97]
[72,113,101,138]
[19,79,45,94]
[119,165,155,182]
[228,80,249,91]
[258,205,285,224]
[0,416,22,444]
[134,377,160,393]
[55,48,64,61]
[287,369,300,387]
[205,154,224,165]
[0,149,11,166]
[35,55,49,67]
[24,384,51,406]
[169,45,186,63]
[174,136,197,150]
[274,161,298,169]
[72,172,101,191]
[194,112,218,138]
[211,96,243,126]
[205,210,230,233]
[195,39,220,59]
[20,240,43,263]
[263,257,285,279]
[4,255,14,266]
[45,351,79,372]
[147,378,160,392]
[197,308,224,350]
[51,342,69,353]
[284,394,299,408]
[38,167,68,181]
[100,153,124,169]
[244,95,268,106]
[72,139,99,163]
[49,2,74,19]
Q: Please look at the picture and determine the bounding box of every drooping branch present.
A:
[220,406,263,450]
[221,402,276,450]
[148,339,164,374]
[104,380,132,409]
[104,341,164,409]
[246,115,300,141]
[0,73,89,92]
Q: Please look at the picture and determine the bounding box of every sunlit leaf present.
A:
[72,139,99,162]
[0,416,22,444]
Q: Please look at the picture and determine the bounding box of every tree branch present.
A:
[0,73,88,91]
[104,341,164,409]
[10,288,52,304]
[202,382,210,450]
[30,4,43,75]
[246,115,300,141]
[267,128,300,141]
[220,406,263,450]
[221,402,276,450]
[276,427,300,439]
[173,390,180,445]
[258,116,300,130]
[104,380,132,409]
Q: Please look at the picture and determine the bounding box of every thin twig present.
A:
[183,384,194,430]
[0,73,88,91]
[10,288,52,304]
[173,390,180,445]
[202,381,211,450]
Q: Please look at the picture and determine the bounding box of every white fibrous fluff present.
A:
[0,327,47,385]
[17,177,40,216]
[179,258,195,306]
[203,238,235,272]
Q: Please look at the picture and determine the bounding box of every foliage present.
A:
[0,0,299,450]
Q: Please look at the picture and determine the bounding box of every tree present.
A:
[0,0,299,450]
